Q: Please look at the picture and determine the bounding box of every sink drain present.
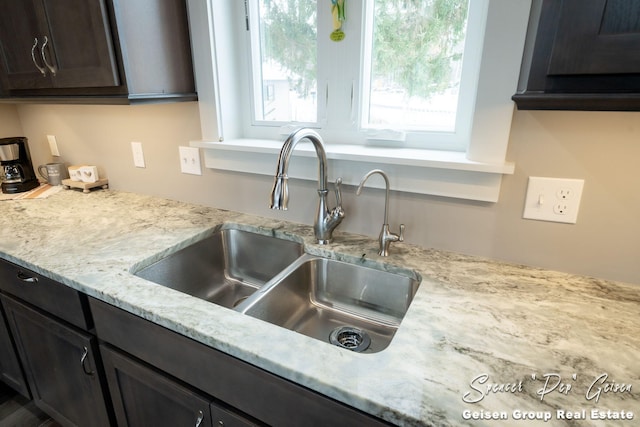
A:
[329,326,371,352]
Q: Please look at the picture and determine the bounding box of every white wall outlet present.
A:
[47,135,60,156]
[131,141,146,168]
[523,177,585,224]
[179,146,202,175]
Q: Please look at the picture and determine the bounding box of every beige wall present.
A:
[0,104,24,137]
[6,102,640,285]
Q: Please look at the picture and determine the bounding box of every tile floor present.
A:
[0,382,60,427]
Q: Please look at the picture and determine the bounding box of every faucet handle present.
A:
[334,177,343,208]
[398,224,405,242]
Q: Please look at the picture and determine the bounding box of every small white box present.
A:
[68,165,83,181]
[80,166,99,183]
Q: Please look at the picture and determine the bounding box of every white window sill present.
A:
[191,139,514,202]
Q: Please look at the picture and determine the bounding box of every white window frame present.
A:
[244,1,486,151]
[187,0,532,202]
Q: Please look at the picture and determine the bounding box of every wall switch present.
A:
[131,142,146,168]
[47,135,60,156]
[179,146,201,175]
[523,177,584,224]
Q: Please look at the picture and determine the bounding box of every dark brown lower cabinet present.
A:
[0,303,29,398]
[90,298,391,427]
[1,295,112,427]
[101,344,257,427]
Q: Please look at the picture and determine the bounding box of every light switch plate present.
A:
[47,135,60,156]
[179,146,202,175]
[131,141,145,168]
[523,177,584,224]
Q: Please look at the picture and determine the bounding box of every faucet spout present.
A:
[270,128,344,244]
[269,174,289,210]
[357,169,405,256]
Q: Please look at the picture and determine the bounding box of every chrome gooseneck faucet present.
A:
[270,128,345,244]
[357,169,405,256]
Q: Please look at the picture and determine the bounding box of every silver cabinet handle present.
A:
[30,38,47,76]
[195,410,204,427]
[17,271,38,283]
[40,36,56,76]
[80,346,94,376]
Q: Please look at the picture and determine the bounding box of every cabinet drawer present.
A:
[0,258,91,330]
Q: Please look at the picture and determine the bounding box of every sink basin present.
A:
[135,227,419,353]
[134,229,303,309]
[239,255,420,353]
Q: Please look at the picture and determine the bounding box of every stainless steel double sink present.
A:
[134,228,421,353]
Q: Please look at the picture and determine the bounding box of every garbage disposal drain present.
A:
[329,326,371,352]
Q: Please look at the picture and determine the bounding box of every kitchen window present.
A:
[187,0,532,202]
[246,0,480,151]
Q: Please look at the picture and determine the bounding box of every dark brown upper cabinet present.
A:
[0,0,195,104]
[513,0,640,111]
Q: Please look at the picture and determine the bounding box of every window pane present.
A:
[367,0,469,132]
[255,0,317,123]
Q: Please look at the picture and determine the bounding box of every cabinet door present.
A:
[513,0,640,110]
[1,296,112,427]
[0,0,119,91]
[39,0,120,88]
[0,303,30,398]
[549,0,640,75]
[0,0,53,89]
[101,344,216,427]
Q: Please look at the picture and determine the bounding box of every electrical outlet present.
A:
[557,189,574,200]
[131,142,146,168]
[47,135,60,156]
[523,177,584,224]
[179,146,201,175]
[553,204,568,215]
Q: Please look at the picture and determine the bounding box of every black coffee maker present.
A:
[0,137,39,194]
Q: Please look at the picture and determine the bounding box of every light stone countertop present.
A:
[0,190,638,426]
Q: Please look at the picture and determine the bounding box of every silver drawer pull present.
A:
[80,347,94,376]
[40,36,57,76]
[16,271,38,283]
[195,410,204,427]
[30,38,47,76]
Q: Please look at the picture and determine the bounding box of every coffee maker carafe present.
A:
[0,137,39,194]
